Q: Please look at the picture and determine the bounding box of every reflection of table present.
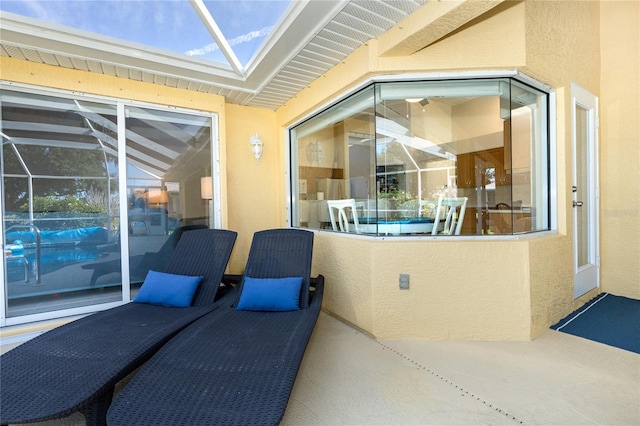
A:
[301,199,442,234]
[358,218,438,235]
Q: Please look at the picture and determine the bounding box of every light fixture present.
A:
[249,133,263,164]
[146,188,168,205]
[406,98,429,107]
[306,140,323,164]
[200,176,213,200]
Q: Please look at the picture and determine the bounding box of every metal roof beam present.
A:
[189,0,245,77]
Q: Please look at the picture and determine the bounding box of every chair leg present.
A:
[89,269,100,287]
[80,389,112,426]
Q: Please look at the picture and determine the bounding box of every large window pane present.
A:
[291,86,375,232]
[290,77,549,236]
[507,79,549,233]
[124,106,213,292]
[2,90,120,317]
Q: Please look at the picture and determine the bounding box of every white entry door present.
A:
[571,83,600,298]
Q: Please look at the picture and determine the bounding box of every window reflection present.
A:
[1,90,121,316]
[124,106,212,289]
[290,77,549,236]
[1,89,216,320]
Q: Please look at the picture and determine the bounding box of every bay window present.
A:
[290,75,549,236]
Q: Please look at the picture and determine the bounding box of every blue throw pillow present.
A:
[133,270,203,308]
[236,276,303,312]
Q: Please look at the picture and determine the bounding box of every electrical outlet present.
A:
[399,273,410,290]
[299,179,307,194]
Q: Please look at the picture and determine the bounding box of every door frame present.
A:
[571,83,600,298]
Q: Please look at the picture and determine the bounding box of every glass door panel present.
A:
[575,105,589,268]
[2,90,121,317]
[124,106,212,296]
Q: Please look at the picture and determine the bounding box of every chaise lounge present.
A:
[0,228,237,426]
[81,224,208,286]
[107,228,324,425]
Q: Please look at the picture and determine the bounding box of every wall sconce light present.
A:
[249,133,263,164]
[200,176,213,200]
[306,140,323,164]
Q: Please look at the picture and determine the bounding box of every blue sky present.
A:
[0,0,292,66]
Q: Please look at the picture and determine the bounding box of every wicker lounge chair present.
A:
[107,228,324,425]
[82,224,208,286]
[0,228,237,426]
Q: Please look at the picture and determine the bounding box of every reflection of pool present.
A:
[6,246,99,284]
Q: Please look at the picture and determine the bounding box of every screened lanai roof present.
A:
[0,0,431,110]
[1,1,507,111]
[1,0,294,72]
[1,88,212,182]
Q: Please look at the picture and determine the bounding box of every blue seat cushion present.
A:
[236,276,303,312]
[133,270,203,308]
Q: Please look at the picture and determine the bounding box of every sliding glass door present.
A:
[1,86,219,325]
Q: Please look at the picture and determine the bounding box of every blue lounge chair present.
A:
[107,228,324,425]
[0,229,237,426]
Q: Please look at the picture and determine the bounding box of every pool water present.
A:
[5,246,99,284]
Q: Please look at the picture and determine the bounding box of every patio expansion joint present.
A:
[374,339,528,425]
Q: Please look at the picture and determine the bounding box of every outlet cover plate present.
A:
[399,273,410,290]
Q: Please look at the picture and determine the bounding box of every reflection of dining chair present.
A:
[327,199,361,234]
[432,195,468,235]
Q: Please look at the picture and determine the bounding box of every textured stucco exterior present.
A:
[371,238,531,340]
[224,103,281,273]
[599,0,640,299]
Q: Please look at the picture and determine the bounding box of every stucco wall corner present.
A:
[599,0,640,299]
[312,233,376,333]
[523,0,600,90]
[528,234,573,338]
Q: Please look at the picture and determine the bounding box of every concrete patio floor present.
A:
[2,311,639,425]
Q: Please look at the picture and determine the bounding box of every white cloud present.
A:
[185,25,272,57]
[19,0,64,24]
